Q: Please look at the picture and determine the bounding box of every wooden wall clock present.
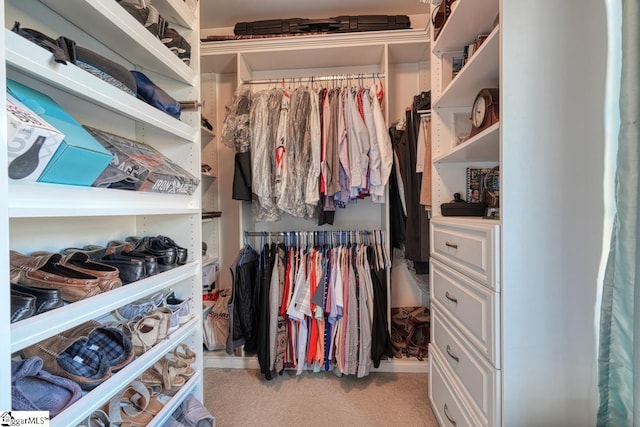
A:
[469,87,499,138]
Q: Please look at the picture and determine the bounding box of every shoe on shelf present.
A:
[164,292,192,325]
[172,343,196,366]
[132,236,178,271]
[125,236,142,245]
[138,366,164,397]
[157,235,188,265]
[169,395,215,427]
[97,254,146,285]
[104,243,160,277]
[129,308,171,356]
[78,409,111,427]
[12,356,82,418]
[10,290,36,323]
[168,344,196,380]
[152,307,173,340]
[60,246,116,262]
[11,283,63,315]
[62,320,135,373]
[22,334,112,390]
[115,291,167,323]
[31,250,123,293]
[101,380,158,427]
[121,380,163,416]
[10,251,102,303]
[152,358,186,396]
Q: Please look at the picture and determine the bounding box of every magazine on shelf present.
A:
[466,166,499,203]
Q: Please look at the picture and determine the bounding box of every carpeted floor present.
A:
[203,368,438,427]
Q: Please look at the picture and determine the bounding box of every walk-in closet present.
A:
[3,0,610,426]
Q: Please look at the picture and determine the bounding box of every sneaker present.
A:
[164,292,191,325]
[115,291,166,322]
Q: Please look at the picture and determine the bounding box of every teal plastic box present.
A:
[6,79,112,186]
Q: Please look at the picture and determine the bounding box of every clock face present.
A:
[472,96,487,128]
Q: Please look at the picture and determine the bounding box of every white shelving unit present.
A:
[428,1,607,425]
[3,0,204,424]
[428,2,502,424]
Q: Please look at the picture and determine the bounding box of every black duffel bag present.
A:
[234,15,411,36]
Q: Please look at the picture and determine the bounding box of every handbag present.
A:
[391,306,430,361]
[432,0,453,40]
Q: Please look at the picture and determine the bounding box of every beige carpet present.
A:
[203,368,438,427]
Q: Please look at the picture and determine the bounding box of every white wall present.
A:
[501,1,606,424]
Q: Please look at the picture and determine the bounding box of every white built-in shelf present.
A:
[433,25,499,108]
[6,30,197,143]
[10,262,198,352]
[201,127,216,140]
[200,27,429,74]
[8,181,200,218]
[49,319,200,427]
[201,172,217,179]
[433,122,499,163]
[153,0,197,30]
[431,0,499,55]
[203,254,219,267]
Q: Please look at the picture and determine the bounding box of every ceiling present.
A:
[199,0,431,30]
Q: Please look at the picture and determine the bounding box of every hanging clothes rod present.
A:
[243,230,383,237]
[241,73,385,86]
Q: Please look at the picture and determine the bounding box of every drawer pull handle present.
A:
[446,345,460,363]
[444,403,457,426]
[445,241,458,249]
[445,291,458,304]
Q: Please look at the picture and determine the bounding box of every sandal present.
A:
[122,381,163,417]
[152,306,173,341]
[153,358,186,396]
[171,357,195,381]
[130,315,161,355]
[167,344,196,380]
[79,409,111,427]
[102,380,159,427]
[173,343,196,365]
[138,366,163,397]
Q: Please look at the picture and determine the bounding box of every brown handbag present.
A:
[432,0,453,40]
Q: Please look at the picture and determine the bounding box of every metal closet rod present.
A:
[244,230,384,237]
[243,230,386,247]
[241,73,385,85]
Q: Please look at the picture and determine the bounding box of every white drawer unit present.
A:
[431,257,500,366]
[429,216,501,427]
[432,304,501,426]
[430,346,482,427]
[430,218,500,290]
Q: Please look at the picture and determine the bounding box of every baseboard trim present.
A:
[203,352,429,373]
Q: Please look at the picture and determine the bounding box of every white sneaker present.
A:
[165,292,191,325]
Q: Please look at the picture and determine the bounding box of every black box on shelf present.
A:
[85,126,199,195]
[441,201,487,216]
